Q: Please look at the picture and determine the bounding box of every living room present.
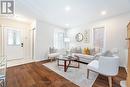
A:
[0,0,130,87]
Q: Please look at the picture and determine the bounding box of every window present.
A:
[93,27,105,48]
[7,30,21,45]
[54,32,65,49]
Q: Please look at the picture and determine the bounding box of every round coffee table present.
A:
[57,55,80,72]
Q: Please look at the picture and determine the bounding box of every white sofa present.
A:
[48,47,60,62]
[71,48,117,63]
[70,47,103,63]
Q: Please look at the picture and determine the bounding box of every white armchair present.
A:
[48,47,60,62]
[0,57,7,87]
[87,56,119,87]
[48,53,60,62]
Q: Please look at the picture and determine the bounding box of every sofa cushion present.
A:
[72,53,95,59]
[72,53,95,63]
[48,53,60,57]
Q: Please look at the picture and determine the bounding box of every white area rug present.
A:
[43,61,98,87]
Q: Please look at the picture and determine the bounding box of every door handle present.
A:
[21,43,23,47]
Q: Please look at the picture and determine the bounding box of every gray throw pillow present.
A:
[71,47,82,53]
[90,48,95,55]
[102,51,113,57]
[49,47,57,53]
[76,47,82,53]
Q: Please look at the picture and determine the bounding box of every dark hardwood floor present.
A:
[7,60,127,87]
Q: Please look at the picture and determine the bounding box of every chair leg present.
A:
[0,79,4,87]
[51,58,52,62]
[48,57,51,61]
[87,69,89,79]
[108,76,112,87]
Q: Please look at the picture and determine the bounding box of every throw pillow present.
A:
[71,47,76,53]
[102,51,113,57]
[90,48,95,55]
[71,47,82,53]
[76,47,82,53]
[83,48,90,55]
[49,47,57,53]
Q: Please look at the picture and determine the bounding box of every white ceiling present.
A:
[15,0,130,28]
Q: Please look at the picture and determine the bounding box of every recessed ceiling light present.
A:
[101,11,107,15]
[65,6,71,11]
[65,24,69,27]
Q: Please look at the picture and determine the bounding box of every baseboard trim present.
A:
[7,58,34,67]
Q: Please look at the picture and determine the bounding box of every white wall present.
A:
[67,12,130,67]
[34,20,65,61]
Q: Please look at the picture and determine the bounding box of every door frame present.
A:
[31,28,36,60]
[2,26,33,61]
[0,25,4,57]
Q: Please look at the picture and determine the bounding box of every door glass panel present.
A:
[8,30,14,45]
[15,31,21,45]
[7,30,21,45]
[54,32,65,49]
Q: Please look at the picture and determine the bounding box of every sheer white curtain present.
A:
[93,27,105,50]
[54,32,65,49]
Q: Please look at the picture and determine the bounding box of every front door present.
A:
[4,27,24,60]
